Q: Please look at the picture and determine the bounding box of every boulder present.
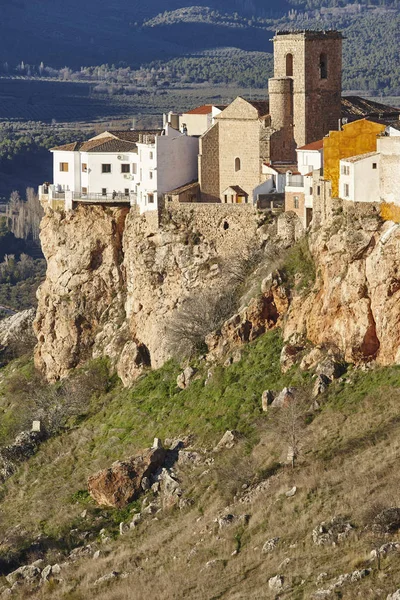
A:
[177,366,195,390]
[280,343,304,373]
[0,430,45,483]
[388,590,400,600]
[372,507,400,534]
[316,358,345,381]
[285,486,297,497]
[262,537,280,554]
[213,430,241,452]
[312,374,330,398]
[270,387,296,409]
[268,575,284,592]
[87,446,166,508]
[312,516,353,546]
[261,390,274,412]
[6,565,41,585]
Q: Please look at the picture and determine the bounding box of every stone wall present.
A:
[199,122,220,203]
[285,190,305,224]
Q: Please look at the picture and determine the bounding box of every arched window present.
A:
[286,53,293,77]
[235,157,241,172]
[320,53,328,79]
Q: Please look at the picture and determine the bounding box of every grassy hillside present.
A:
[1,328,400,597]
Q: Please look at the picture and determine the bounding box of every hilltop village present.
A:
[40,29,400,230]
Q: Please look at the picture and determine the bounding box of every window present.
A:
[341,165,350,176]
[102,164,111,173]
[124,188,129,196]
[102,188,107,196]
[148,193,154,204]
[309,187,313,195]
[132,163,137,174]
[235,157,241,172]
[372,163,377,170]
[140,168,142,180]
[286,53,293,77]
[82,163,87,173]
[59,162,69,172]
[320,53,328,79]
[149,151,154,160]
[149,171,153,180]
[121,164,130,173]
[344,183,349,197]
[224,194,228,203]
[317,186,321,196]
[82,187,87,195]
[294,195,299,209]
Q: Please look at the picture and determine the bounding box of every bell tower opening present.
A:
[320,53,328,79]
[286,53,293,77]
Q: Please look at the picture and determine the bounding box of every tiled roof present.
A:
[341,96,400,119]
[80,137,137,153]
[223,185,248,196]
[341,151,379,163]
[108,129,163,142]
[297,139,324,151]
[264,162,299,174]
[166,180,198,194]
[50,142,81,152]
[246,99,270,118]
[184,104,214,115]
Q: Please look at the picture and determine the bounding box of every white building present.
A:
[339,152,380,203]
[41,126,199,214]
[164,104,225,137]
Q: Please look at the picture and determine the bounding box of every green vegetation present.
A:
[282,236,316,291]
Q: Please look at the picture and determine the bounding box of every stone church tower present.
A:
[269,30,343,150]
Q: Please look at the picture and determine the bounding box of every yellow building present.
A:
[323,118,386,198]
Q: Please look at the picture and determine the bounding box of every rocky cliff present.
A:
[283,201,400,366]
[34,204,271,383]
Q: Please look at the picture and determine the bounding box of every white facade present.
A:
[48,126,199,213]
[339,152,380,203]
[296,144,323,176]
[378,136,400,205]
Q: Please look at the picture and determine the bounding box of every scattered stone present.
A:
[119,522,129,535]
[370,542,400,559]
[177,367,195,389]
[268,574,284,592]
[312,516,353,546]
[316,573,328,585]
[205,560,218,569]
[316,358,345,381]
[285,486,297,497]
[218,514,236,529]
[312,591,332,599]
[130,513,142,528]
[232,350,242,363]
[87,446,166,508]
[177,451,203,466]
[152,438,163,450]
[141,476,150,491]
[262,537,280,554]
[68,545,93,560]
[94,571,119,586]
[6,565,41,585]
[372,507,400,534]
[278,558,290,569]
[31,559,45,568]
[41,565,52,581]
[213,430,241,452]
[0,430,46,483]
[313,374,330,398]
[151,481,160,494]
[142,502,158,515]
[80,510,87,519]
[387,590,400,600]
[261,390,274,412]
[270,387,296,408]
[93,551,101,560]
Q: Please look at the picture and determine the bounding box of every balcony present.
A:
[39,185,136,210]
[72,192,132,204]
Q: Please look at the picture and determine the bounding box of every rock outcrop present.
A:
[35,204,272,383]
[87,446,166,508]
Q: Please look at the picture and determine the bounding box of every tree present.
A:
[274,392,308,468]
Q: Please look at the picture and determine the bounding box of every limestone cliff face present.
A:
[284,202,400,366]
[35,204,269,383]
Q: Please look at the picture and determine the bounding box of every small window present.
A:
[121,164,130,173]
[148,193,154,204]
[372,163,377,169]
[101,188,107,196]
[344,183,349,197]
[82,187,87,195]
[149,151,154,160]
[149,171,153,180]
[317,186,321,196]
[235,157,241,172]
[124,188,129,196]
[224,194,228,203]
[132,163,137,174]
[140,168,142,180]
[102,164,111,173]
[59,162,69,172]
[309,187,313,195]
[320,53,328,79]
[286,53,293,77]
[82,163,87,173]
[294,195,299,209]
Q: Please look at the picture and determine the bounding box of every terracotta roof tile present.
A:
[184,105,214,115]
[50,142,81,152]
[297,139,324,151]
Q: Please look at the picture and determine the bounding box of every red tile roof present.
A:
[297,139,324,151]
[184,104,214,115]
